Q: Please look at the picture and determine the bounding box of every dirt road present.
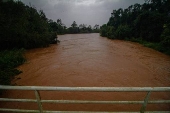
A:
[1,33,170,111]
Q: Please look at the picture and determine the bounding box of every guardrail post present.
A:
[35,90,43,113]
[140,91,151,113]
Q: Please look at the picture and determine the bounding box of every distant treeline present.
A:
[100,0,170,55]
[49,19,100,34]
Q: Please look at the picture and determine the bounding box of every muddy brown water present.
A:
[1,33,170,112]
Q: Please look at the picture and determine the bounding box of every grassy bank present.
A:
[127,38,170,55]
[0,49,26,85]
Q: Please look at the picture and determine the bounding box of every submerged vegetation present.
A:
[100,0,170,55]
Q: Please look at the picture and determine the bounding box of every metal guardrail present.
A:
[0,85,170,113]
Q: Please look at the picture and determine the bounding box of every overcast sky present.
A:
[20,0,145,27]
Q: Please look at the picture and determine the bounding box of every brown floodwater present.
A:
[1,33,170,112]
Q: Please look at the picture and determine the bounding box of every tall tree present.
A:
[71,21,77,28]
[57,19,62,26]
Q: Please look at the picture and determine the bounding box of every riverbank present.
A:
[0,49,26,85]
[125,38,170,55]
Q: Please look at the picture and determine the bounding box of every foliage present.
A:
[66,22,100,34]
[160,25,170,54]
[0,49,26,85]
[0,0,60,86]
[134,12,164,42]
[48,19,67,35]
[100,25,115,39]
[100,24,108,37]
[100,0,170,55]
[0,0,58,50]
[48,19,100,34]
[115,25,131,40]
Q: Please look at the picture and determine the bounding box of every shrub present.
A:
[100,24,108,37]
[0,0,53,50]
[107,26,116,39]
[0,49,26,85]
[160,25,170,54]
[115,25,131,39]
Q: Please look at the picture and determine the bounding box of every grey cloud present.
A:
[20,0,145,27]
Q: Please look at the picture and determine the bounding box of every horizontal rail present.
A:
[0,85,170,91]
[0,86,170,113]
[0,109,170,113]
[0,98,170,104]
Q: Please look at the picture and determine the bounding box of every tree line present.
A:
[0,0,100,50]
[0,0,57,85]
[49,19,100,35]
[100,0,170,54]
[0,0,61,50]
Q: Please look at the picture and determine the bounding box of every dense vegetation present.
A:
[0,0,58,50]
[0,0,99,85]
[0,49,25,85]
[0,0,58,85]
[100,0,170,55]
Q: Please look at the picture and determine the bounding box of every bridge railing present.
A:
[0,85,170,113]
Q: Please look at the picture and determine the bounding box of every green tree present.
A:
[0,0,56,49]
[135,12,164,42]
[87,25,92,33]
[115,25,131,40]
[160,24,170,54]
[69,21,78,33]
[100,0,170,55]
[100,24,108,37]
[71,21,77,28]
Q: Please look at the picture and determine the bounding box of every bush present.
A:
[134,12,164,42]
[0,49,26,85]
[0,0,54,50]
[100,24,108,37]
[115,25,131,40]
[160,25,170,54]
[107,26,116,39]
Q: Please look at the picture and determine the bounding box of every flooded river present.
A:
[1,33,170,111]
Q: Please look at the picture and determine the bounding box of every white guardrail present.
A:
[0,85,170,113]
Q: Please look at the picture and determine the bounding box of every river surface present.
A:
[1,33,170,111]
